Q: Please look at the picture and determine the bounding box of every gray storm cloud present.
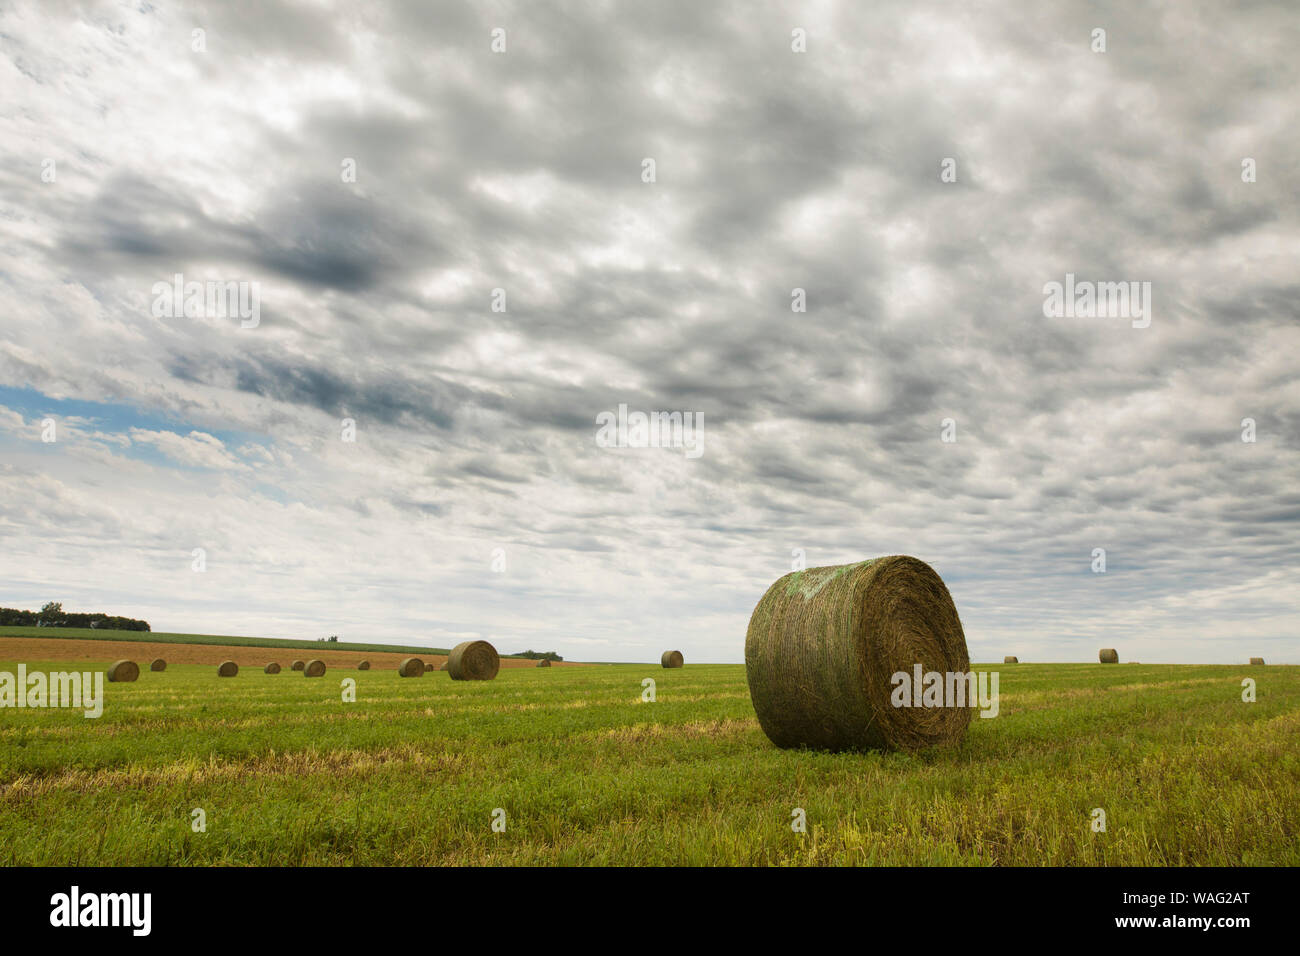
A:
[0,0,1296,662]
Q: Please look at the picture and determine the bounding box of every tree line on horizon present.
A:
[512,649,564,662]
[0,602,151,631]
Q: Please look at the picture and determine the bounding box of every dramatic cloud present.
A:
[1,0,1296,662]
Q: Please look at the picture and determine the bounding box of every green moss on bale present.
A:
[745,555,971,753]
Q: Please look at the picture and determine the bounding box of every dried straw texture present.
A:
[661,650,684,668]
[357,661,370,670]
[217,660,239,677]
[107,660,139,682]
[448,640,500,681]
[537,659,552,667]
[1003,656,1019,664]
[150,658,166,672]
[1099,648,1119,664]
[291,660,305,671]
[745,556,971,753]
[303,659,326,677]
[424,662,435,672]
[264,662,281,674]
[398,657,425,677]
[1250,657,1265,665]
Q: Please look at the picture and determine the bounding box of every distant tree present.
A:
[0,607,37,626]
[0,605,147,630]
[512,649,563,662]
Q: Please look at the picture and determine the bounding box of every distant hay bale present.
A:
[537,659,551,667]
[1003,656,1019,664]
[448,640,500,681]
[303,659,326,677]
[357,661,370,670]
[1099,648,1119,664]
[398,657,425,677]
[424,662,435,672]
[291,660,305,671]
[106,660,139,682]
[149,658,166,672]
[439,661,449,671]
[264,662,281,674]
[1249,657,1265,666]
[745,556,971,753]
[661,650,684,668]
[217,660,239,677]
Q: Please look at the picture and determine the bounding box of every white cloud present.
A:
[128,428,248,471]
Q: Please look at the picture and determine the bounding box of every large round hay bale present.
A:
[423,661,435,672]
[1003,656,1019,664]
[448,640,500,681]
[1099,648,1119,664]
[1249,657,1265,665]
[291,660,305,671]
[745,556,971,753]
[217,660,239,677]
[106,660,139,682]
[398,657,425,677]
[303,659,326,677]
[537,658,551,667]
[149,658,166,672]
[357,660,370,670]
[264,662,281,674]
[661,650,684,668]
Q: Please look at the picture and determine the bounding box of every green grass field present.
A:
[0,625,454,656]
[1,659,1296,865]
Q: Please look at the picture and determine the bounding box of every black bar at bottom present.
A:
[0,866,1273,942]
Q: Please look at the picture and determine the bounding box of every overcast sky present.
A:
[1,0,1296,663]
